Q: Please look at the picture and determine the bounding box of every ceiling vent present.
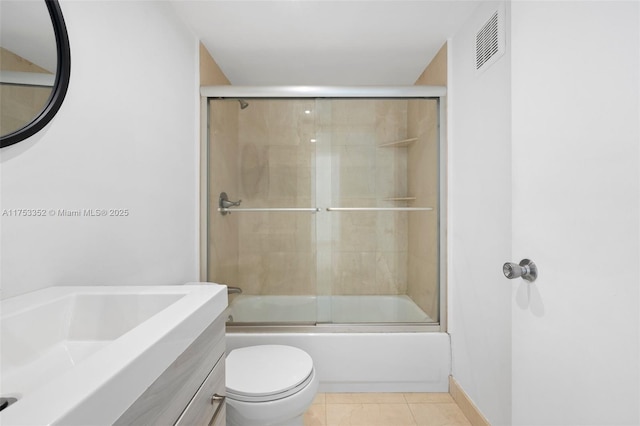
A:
[476,8,505,72]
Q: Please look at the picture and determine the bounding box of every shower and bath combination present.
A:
[204,86,446,330]
[202,86,450,391]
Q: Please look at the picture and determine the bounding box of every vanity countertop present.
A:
[0,283,227,425]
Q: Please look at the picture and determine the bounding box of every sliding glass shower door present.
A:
[314,98,439,325]
[206,90,443,327]
[208,98,319,324]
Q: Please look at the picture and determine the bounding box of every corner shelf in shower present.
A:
[378,137,418,148]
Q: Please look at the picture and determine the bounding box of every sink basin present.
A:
[0,284,228,425]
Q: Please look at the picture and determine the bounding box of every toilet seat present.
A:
[226,345,314,403]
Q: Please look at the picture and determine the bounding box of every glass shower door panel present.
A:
[318,98,440,324]
[211,96,441,326]
[209,99,319,325]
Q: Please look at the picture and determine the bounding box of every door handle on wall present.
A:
[503,259,538,282]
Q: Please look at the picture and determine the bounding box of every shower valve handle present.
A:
[222,199,242,208]
[219,192,242,215]
[503,259,537,282]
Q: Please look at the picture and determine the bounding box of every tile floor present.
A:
[303,393,471,426]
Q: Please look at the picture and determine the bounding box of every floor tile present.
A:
[305,393,473,426]
[326,403,417,426]
[409,403,471,426]
[403,393,455,404]
[304,403,327,426]
[313,393,327,405]
[326,392,407,404]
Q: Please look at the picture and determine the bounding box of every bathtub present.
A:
[225,295,451,392]
[227,294,433,323]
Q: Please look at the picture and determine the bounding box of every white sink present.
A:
[0,284,228,425]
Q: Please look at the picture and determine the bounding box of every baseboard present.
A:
[449,376,491,426]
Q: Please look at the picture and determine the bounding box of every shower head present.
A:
[238,99,249,110]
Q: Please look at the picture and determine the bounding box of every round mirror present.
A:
[0,0,71,148]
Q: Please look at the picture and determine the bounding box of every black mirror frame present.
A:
[0,0,71,148]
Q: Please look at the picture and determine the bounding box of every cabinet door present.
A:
[175,358,226,426]
[115,315,226,425]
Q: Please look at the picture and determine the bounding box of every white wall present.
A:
[0,1,199,299]
[511,2,639,424]
[451,1,640,424]
[448,2,512,425]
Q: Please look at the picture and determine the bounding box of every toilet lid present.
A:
[226,345,314,399]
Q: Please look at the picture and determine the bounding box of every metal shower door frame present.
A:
[199,86,448,333]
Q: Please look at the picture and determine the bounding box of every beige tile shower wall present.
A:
[408,43,448,320]
[228,99,413,297]
[236,100,317,295]
[407,99,439,319]
[324,100,410,296]
[200,44,236,286]
[199,43,230,86]
[208,101,240,287]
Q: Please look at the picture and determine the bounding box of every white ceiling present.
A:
[169,1,481,85]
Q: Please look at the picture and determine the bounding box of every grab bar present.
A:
[218,207,321,214]
[326,207,433,212]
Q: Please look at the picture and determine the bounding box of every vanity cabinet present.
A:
[175,358,225,426]
[115,314,226,425]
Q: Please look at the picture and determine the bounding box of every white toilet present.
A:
[225,345,319,426]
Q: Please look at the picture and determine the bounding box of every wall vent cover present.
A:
[475,9,505,72]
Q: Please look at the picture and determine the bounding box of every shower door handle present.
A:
[503,259,538,282]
